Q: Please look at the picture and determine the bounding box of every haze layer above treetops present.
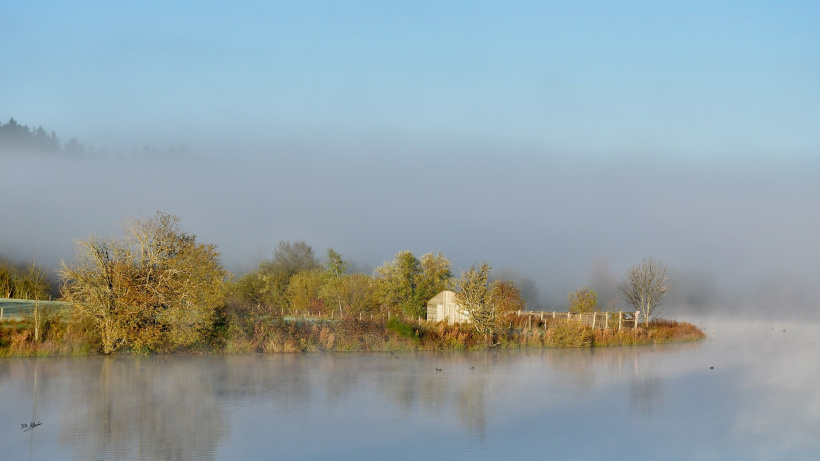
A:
[2,1,818,319]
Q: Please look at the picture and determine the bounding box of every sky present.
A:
[1,1,819,316]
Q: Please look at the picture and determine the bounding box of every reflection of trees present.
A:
[540,349,598,392]
[455,376,486,438]
[214,355,313,409]
[0,340,703,457]
[367,352,492,436]
[59,357,228,460]
[630,368,663,418]
[535,345,672,418]
[360,348,676,436]
[318,356,374,407]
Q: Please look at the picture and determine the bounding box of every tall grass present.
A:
[0,311,704,356]
[0,318,94,357]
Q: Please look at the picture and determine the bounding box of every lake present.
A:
[1,318,818,460]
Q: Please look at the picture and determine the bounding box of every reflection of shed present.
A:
[426,290,471,324]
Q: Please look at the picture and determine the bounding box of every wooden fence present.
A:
[277,307,641,332]
[511,310,641,331]
[1,300,640,333]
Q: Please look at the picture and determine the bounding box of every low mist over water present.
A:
[2,319,818,460]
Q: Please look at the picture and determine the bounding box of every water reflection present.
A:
[455,374,487,438]
[4,327,820,460]
[59,357,228,460]
[0,345,694,460]
[0,347,686,460]
[630,368,663,418]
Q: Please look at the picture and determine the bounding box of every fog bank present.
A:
[2,146,817,319]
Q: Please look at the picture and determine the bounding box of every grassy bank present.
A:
[1,307,705,357]
[0,298,71,321]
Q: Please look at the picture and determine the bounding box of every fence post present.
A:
[552,311,556,319]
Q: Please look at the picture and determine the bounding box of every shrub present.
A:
[386,317,420,344]
[549,321,592,347]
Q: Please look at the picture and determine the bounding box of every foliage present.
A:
[319,273,379,317]
[375,251,422,316]
[620,257,669,326]
[231,272,270,307]
[286,269,326,314]
[568,286,599,313]
[324,248,349,279]
[643,319,706,343]
[374,250,452,318]
[240,240,320,310]
[0,307,96,357]
[549,321,593,347]
[417,251,453,304]
[60,213,229,353]
[1,303,705,356]
[490,279,526,316]
[0,257,53,300]
[266,240,320,275]
[453,263,500,339]
[386,317,421,344]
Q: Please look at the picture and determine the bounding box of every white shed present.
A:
[426,290,471,324]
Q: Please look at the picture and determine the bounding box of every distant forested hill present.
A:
[0,117,90,155]
[0,117,192,157]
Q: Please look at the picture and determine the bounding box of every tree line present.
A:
[0,118,87,155]
[55,213,526,353]
[49,213,669,353]
[0,117,192,157]
[0,257,52,300]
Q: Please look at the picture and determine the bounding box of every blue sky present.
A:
[3,1,818,157]
[2,1,819,314]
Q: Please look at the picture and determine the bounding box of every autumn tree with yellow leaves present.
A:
[60,213,228,353]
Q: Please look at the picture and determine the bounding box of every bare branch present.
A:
[620,257,669,326]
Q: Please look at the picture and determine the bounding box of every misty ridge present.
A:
[2,118,819,320]
[0,117,197,159]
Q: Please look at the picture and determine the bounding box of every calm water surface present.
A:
[1,319,817,460]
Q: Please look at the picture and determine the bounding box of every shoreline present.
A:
[1,314,705,357]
